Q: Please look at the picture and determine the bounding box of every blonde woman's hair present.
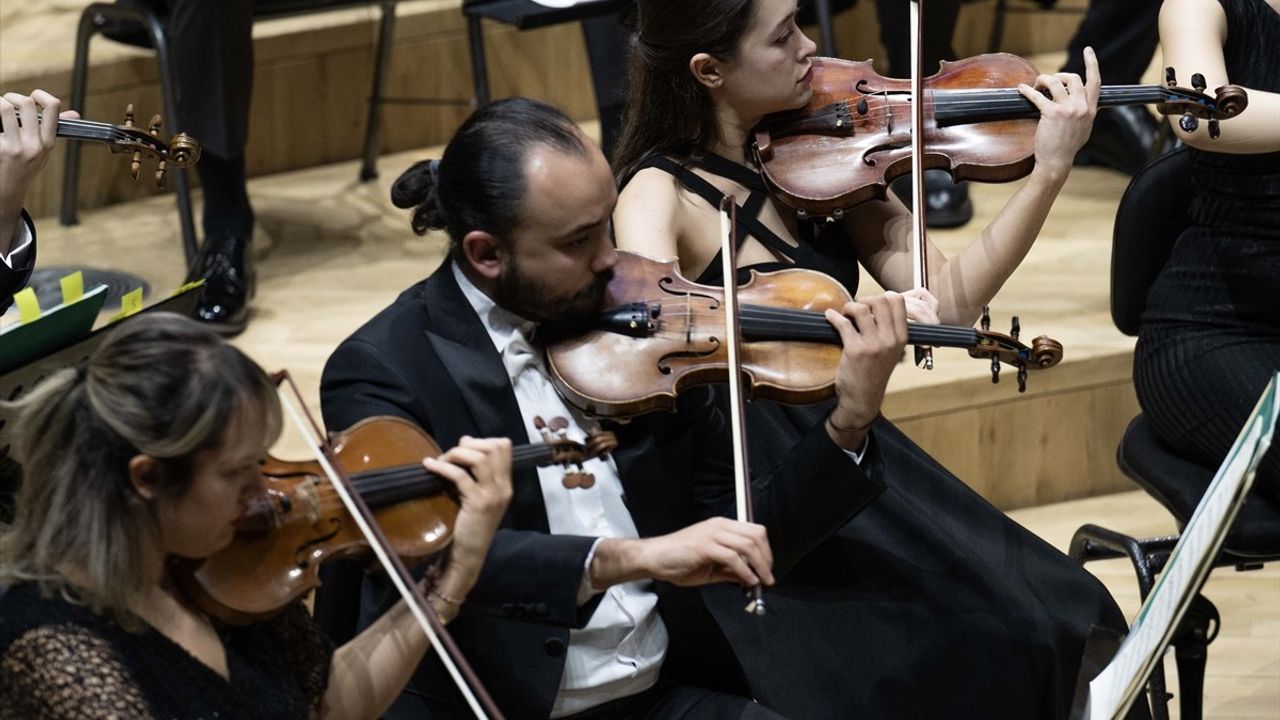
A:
[0,313,281,628]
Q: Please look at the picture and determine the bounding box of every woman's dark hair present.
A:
[612,0,755,183]
[391,98,586,252]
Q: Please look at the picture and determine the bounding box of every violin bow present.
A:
[273,372,505,720]
[909,0,934,370]
[719,196,766,616]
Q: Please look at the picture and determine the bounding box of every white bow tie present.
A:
[502,332,541,381]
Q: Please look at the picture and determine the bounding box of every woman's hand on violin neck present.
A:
[589,518,776,590]
[422,437,514,581]
[823,293,909,451]
[1018,46,1101,181]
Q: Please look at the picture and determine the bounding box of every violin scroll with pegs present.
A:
[977,306,1063,391]
[1162,68,1247,139]
[535,415,606,489]
[5,103,203,186]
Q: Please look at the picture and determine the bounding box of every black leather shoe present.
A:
[1075,105,1159,175]
[891,169,974,228]
[185,234,254,336]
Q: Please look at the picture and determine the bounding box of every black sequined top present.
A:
[0,583,333,720]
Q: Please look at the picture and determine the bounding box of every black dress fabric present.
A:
[1133,0,1280,503]
[0,582,333,720]
[631,155,1142,719]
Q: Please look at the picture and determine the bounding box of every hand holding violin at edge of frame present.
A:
[823,291,910,451]
[1,90,78,256]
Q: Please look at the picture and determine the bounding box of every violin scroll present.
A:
[1159,67,1248,139]
[58,104,202,187]
[969,307,1063,392]
[534,415,618,489]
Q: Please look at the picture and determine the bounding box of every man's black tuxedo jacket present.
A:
[318,260,884,718]
[0,212,36,316]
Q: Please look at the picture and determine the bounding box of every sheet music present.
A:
[1084,372,1279,720]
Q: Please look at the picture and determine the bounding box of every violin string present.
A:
[928,87,1166,115]
[623,300,980,343]
[621,298,977,333]
[633,311,981,348]
[270,443,563,518]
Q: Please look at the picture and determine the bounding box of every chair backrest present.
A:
[1110,147,1194,336]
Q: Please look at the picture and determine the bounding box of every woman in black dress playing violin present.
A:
[610,2,1145,719]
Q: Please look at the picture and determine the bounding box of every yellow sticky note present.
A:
[120,287,144,317]
[171,279,206,296]
[14,287,40,323]
[60,271,85,304]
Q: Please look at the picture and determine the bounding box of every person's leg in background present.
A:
[165,0,257,334]
[876,0,974,227]
[582,5,633,160]
[1059,0,1163,173]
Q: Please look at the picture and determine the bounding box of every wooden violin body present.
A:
[753,54,1248,219]
[176,416,455,624]
[545,252,1062,419]
[177,415,615,625]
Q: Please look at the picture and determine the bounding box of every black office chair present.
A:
[1069,147,1280,720]
[59,0,403,267]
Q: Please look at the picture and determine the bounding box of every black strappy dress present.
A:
[631,154,1141,720]
[1134,0,1280,502]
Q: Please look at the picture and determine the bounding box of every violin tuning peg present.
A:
[148,114,162,135]
[533,415,547,430]
[1179,113,1199,133]
[124,103,135,127]
[1208,119,1221,139]
[1017,366,1028,393]
[1011,316,1020,341]
[1164,67,1176,87]
[990,355,1001,384]
[1191,73,1207,92]
[980,306,991,332]
[155,165,166,188]
[549,416,569,432]
[130,151,142,181]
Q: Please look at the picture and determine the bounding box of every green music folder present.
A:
[0,284,109,374]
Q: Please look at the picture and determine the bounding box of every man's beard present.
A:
[492,257,614,327]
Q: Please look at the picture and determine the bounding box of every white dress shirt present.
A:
[1,218,33,270]
[452,262,668,717]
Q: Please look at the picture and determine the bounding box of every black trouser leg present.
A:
[582,7,632,160]
[1059,0,1161,84]
[162,0,255,240]
[875,0,961,77]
